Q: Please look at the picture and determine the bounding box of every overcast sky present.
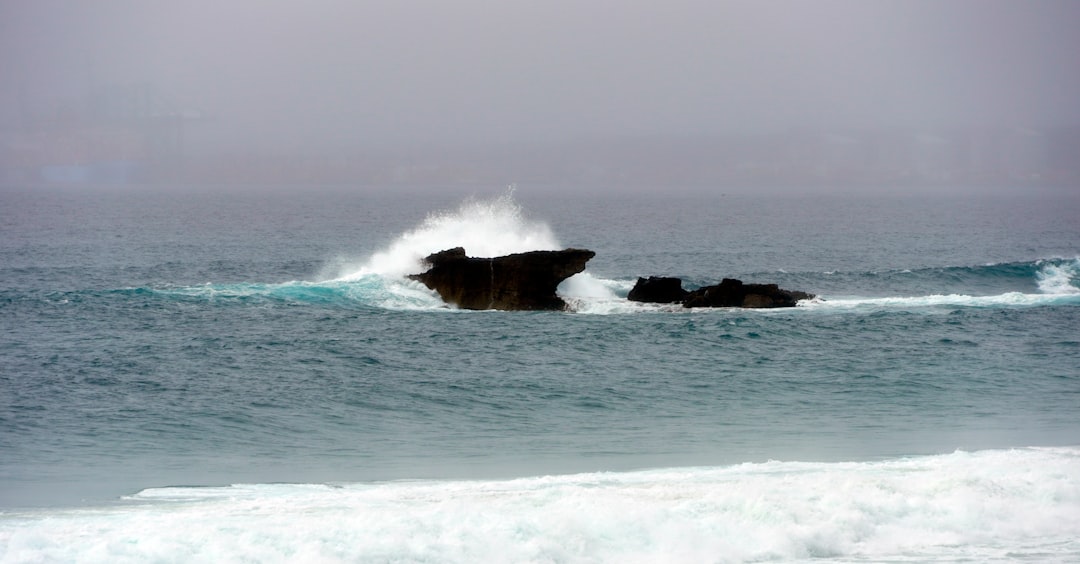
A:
[2,0,1079,155]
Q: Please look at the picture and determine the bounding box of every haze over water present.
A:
[2,1,1079,187]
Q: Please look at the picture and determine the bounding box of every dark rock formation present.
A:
[410,246,810,311]
[409,247,596,310]
[626,276,689,303]
[683,278,813,308]
[628,276,813,308]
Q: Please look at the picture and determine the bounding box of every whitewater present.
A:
[1,185,1079,562]
[3,448,1079,562]
[150,189,1080,314]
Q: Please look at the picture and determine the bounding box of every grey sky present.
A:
[2,0,1079,155]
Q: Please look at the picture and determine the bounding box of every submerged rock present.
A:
[409,247,596,310]
[628,276,813,308]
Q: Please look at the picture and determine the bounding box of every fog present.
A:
[2,0,1079,187]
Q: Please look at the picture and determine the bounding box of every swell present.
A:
[742,258,1076,297]
[2,258,1076,314]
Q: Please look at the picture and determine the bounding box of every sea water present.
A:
[1,184,1078,562]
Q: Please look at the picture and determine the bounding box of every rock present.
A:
[682,278,747,308]
[626,276,689,303]
[683,278,811,308]
[628,276,812,308]
[409,247,596,310]
[410,246,811,311]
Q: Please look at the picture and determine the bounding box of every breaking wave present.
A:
[31,187,1075,315]
[335,187,561,280]
[157,188,615,310]
[3,448,1078,562]
[46,256,1078,315]
[795,257,1080,313]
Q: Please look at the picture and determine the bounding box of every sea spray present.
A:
[143,257,1080,313]
[335,188,561,281]
[1037,257,1080,294]
[126,188,1080,314]
[326,188,627,308]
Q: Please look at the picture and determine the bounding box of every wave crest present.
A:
[1037,258,1080,294]
[7,448,1077,563]
[335,188,560,281]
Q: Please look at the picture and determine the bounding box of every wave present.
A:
[42,256,1074,315]
[22,187,1073,316]
[1037,258,1080,294]
[3,448,1078,562]
[149,188,623,312]
[153,277,448,311]
[749,257,1078,298]
[799,291,1080,312]
[791,257,1080,313]
[566,258,1080,315]
[333,186,561,281]
[147,189,612,311]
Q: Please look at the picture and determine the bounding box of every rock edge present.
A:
[408,247,596,310]
[628,275,813,308]
[409,248,814,310]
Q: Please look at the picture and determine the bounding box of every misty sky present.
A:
[2,0,1079,155]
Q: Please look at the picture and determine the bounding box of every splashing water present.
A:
[335,189,560,281]
[797,258,1080,313]
[1036,258,1080,294]
[148,190,619,310]
[153,193,1076,313]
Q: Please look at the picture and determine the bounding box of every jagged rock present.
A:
[626,276,689,303]
[628,276,813,308]
[683,278,812,308]
[409,247,595,310]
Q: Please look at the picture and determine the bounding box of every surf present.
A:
[3,448,1078,562]
[137,189,608,311]
[103,256,1080,314]
[334,187,562,281]
[74,188,1077,315]
[795,258,1080,313]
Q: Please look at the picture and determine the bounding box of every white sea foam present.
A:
[335,188,561,281]
[3,448,1078,562]
[158,277,448,310]
[798,291,1080,311]
[1036,258,1080,294]
[334,278,448,310]
[170,196,1079,315]
[322,189,664,312]
[161,190,573,311]
[795,258,1080,313]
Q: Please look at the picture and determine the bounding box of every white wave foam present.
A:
[1037,258,1080,294]
[3,448,1078,562]
[159,277,448,311]
[563,284,1071,316]
[567,296,684,315]
[335,276,448,310]
[800,291,1080,311]
[335,188,561,281]
[558,276,686,314]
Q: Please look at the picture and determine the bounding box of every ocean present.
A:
[1,184,1078,562]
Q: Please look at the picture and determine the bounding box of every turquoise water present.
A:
[2,185,1079,561]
